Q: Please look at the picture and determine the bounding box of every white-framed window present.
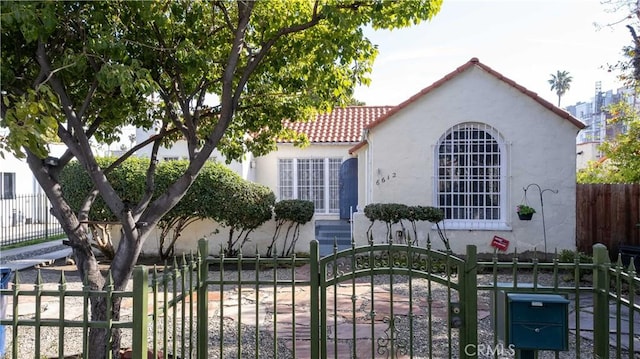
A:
[278,158,342,214]
[0,172,16,199]
[434,123,507,230]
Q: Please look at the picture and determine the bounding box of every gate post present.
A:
[197,239,209,359]
[592,243,610,359]
[310,240,320,359]
[132,266,149,359]
[460,245,478,359]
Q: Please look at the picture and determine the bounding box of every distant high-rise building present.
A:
[567,83,637,169]
[567,82,633,145]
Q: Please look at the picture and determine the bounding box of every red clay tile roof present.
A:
[281,106,394,143]
[349,58,586,154]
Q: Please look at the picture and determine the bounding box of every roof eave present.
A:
[348,140,368,155]
[363,58,586,132]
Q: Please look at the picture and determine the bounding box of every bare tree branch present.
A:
[77,80,99,121]
[134,121,170,218]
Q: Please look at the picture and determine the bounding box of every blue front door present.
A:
[339,158,358,220]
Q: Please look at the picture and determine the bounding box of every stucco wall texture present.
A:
[352,66,580,255]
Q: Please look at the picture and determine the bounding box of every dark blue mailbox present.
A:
[507,293,570,351]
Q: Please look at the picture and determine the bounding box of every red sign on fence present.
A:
[491,235,510,251]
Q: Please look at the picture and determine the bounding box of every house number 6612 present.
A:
[376,172,396,185]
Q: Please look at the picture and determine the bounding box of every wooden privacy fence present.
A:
[577,183,640,255]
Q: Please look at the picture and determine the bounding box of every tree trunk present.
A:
[45,186,138,358]
[67,230,113,359]
[74,228,140,359]
[88,296,123,359]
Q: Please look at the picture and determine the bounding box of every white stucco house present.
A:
[127,58,584,253]
[130,107,393,256]
[576,141,602,170]
[121,58,587,256]
[2,58,587,257]
[252,106,393,220]
[347,58,585,254]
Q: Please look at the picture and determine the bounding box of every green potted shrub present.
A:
[516,204,536,220]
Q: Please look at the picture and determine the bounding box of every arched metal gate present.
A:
[309,240,478,358]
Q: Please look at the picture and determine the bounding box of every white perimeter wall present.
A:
[111,217,315,257]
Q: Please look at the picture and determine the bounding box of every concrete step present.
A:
[316,228,351,237]
[317,230,351,238]
[316,223,350,229]
[315,220,351,236]
[317,233,351,240]
[317,237,352,245]
[315,219,350,226]
[319,243,351,257]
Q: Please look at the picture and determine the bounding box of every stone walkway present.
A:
[568,293,640,353]
[186,283,491,358]
[188,284,489,358]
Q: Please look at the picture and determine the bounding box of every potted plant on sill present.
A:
[516,204,536,220]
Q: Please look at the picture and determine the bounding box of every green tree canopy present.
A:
[0,1,443,357]
[577,100,640,183]
[578,1,640,183]
[600,0,640,86]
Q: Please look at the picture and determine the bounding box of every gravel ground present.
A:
[1,260,637,359]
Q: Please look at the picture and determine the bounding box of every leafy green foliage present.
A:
[599,1,640,86]
[577,100,640,183]
[364,203,448,249]
[364,203,444,224]
[406,205,445,223]
[579,3,640,184]
[364,203,407,224]
[2,2,157,156]
[558,249,592,264]
[266,200,314,257]
[0,87,60,158]
[219,181,275,257]
[274,200,315,224]
[60,157,148,222]
[1,1,444,355]
[147,159,276,258]
[557,249,593,282]
[1,0,443,162]
[60,158,275,258]
[516,204,536,215]
[59,157,148,258]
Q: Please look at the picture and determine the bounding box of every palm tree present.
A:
[548,70,573,107]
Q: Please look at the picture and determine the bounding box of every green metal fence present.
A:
[0,253,201,359]
[0,193,65,246]
[312,241,477,358]
[476,243,639,359]
[0,240,638,359]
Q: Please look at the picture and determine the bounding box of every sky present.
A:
[353,0,634,108]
